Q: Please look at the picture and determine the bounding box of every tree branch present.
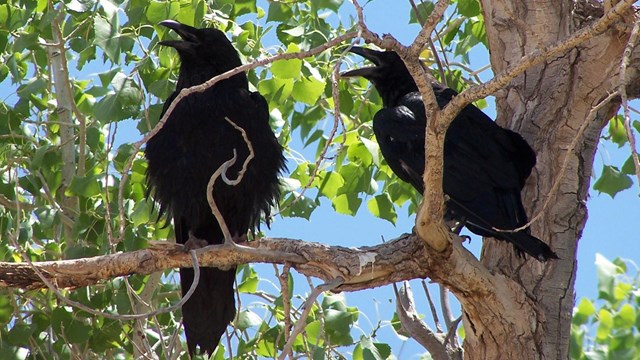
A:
[395,282,463,360]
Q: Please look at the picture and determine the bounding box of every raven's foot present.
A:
[224,232,247,246]
[184,232,209,251]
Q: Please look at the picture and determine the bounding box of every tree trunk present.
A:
[462,0,635,358]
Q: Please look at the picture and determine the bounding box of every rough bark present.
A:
[464,0,638,359]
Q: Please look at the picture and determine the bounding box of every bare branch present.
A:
[395,282,463,360]
[408,0,451,58]
[423,281,444,333]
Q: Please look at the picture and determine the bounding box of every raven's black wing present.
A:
[372,103,426,193]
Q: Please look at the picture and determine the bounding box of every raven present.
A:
[145,20,285,355]
[342,47,557,261]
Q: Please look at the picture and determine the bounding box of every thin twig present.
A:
[278,278,344,360]
[204,116,254,245]
[220,117,255,186]
[206,149,238,244]
[408,0,447,84]
[439,285,459,347]
[422,281,443,333]
[276,264,293,341]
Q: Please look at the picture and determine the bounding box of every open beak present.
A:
[340,46,385,78]
[158,20,199,49]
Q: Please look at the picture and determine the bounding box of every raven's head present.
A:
[341,47,418,107]
[158,20,243,79]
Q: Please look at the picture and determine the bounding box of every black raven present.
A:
[342,47,557,261]
[145,20,285,355]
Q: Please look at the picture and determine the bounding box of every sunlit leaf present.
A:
[593,166,633,198]
[367,194,397,224]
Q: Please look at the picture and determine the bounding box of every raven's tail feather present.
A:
[502,230,559,262]
[180,266,236,356]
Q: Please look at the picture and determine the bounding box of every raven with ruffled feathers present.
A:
[145,20,285,355]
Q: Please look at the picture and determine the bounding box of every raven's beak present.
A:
[158,20,199,49]
[340,46,384,78]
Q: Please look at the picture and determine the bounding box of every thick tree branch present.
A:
[0,233,495,296]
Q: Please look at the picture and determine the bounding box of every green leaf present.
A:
[615,304,635,329]
[271,44,302,79]
[66,320,92,343]
[367,194,397,224]
[0,294,13,325]
[267,2,292,22]
[353,337,392,360]
[613,281,632,301]
[337,163,370,195]
[258,77,294,106]
[94,13,120,63]
[51,307,73,336]
[573,298,596,325]
[361,137,381,166]
[279,193,317,219]
[595,253,621,301]
[596,309,613,342]
[324,309,355,346]
[303,320,323,346]
[593,165,633,198]
[607,115,627,147]
[570,324,585,359]
[390,312,408,339]
[313,0,344,12]
[130,200,151,227]
[408,1,434,24]
[67,175,101,197]
[17,77,46,99]
[94,72,142,123]
[292,76,325,105]
[458,0,481,17]
[332,193,362,216]
[236,310,263,331]
[317,171,345,199]
[6,323,33,346]
[584,350,607,360]
[237,266,259,293]
[233,0,257,17]
[621,155,638,175]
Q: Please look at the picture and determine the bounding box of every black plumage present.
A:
[342,47,557,261]
[145,20,285,355]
